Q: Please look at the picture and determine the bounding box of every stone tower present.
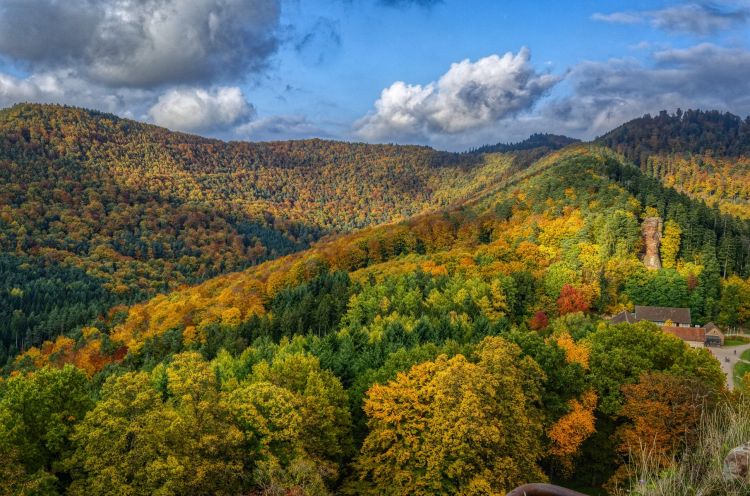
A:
[641,217,663,270]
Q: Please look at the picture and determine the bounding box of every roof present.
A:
[704,322,724,336]
[663,326,705,342]
[610,310,636,324]
[634,306,692,325]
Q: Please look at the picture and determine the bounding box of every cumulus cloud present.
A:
[149,87,255,133]
[0,69,152,115]
[0,0,281,88]
[234,115,329,141]
[535,44,750,139]
[592,3,749,35]
[355,48,559,142]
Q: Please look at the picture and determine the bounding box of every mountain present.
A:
[27,144,747,371]
[0,102,750,495]
[3,106,750,494]
[472,133,581,171]
[0,103,520,355]
[596,109,750,161]
[474,133,580,154]
[598,109,750,219]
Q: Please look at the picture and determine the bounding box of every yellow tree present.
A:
[355,337,546,495]
[660,220,682,269]
[68,353,247,496]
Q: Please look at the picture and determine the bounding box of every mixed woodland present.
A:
[2,105,750,495]
[0,104,511,356]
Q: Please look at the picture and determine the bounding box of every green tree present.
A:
[68,353,246,496]
[588,322,724,417]
[0,365,93,495]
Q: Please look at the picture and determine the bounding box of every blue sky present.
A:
[1,0,750,149]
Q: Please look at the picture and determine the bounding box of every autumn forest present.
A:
[2,104,750,495]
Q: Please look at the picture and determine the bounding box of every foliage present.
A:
[0,103,511,355]
[1,138,746,494]
[0,366,93,494]
[618,399,750,496]
[613,372,717,485]
[354,337,546,495]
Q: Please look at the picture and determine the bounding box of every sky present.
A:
[1,0,750,150]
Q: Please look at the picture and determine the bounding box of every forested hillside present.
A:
[0,103,513,357]
[598,109,750,219]
[597,109,750,161]
[5,145,750,494]
[473,133,580,154]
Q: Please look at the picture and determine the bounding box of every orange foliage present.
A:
[548,389,598,460]
[614,372,717,479]
[555,332,590,369]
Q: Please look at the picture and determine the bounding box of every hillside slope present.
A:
[10,144,745,494]
[22,145,750,372]
[597,109,750,219]
[0,103,515,355]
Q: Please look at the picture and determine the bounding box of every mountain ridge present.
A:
[0,103,515,355]
[3,104,750,494]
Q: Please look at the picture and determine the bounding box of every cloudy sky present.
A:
[1,0,749,150]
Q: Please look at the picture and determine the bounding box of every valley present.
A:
[2,105,750,495]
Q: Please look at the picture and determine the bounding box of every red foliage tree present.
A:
[529,311,549,330]
[557,284,590,315]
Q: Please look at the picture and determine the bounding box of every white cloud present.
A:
[149,87,254,133]
[384,43,750,149]
[527,44,750,140]
[0,69,152,115]
[0,0,281,88]
[591,12,641,24]
[592,3,749,35]
[355,48,559,143]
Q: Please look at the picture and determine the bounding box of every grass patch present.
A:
[617,401,750,496]
[724,336,750,346]
[733,361,750,385]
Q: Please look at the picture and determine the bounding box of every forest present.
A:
[0,103,513,357]
[598,109,750,221]
[0,105,750,496]
[3,119,750,494]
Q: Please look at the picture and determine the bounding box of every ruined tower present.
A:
[641,217,663,270]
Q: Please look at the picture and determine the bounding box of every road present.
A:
[699,341,750,390]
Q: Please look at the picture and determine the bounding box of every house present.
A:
[704,322,725,346]
[610,306,725,346]
[610,305,692,327]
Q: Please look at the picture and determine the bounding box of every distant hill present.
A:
[23,144,750,372]
[5,109,750,494]
[471,133,580,172]
[0,103,516,355]
[596,109,750,163]
[597,109,750,220]
[13,145,744,494]
[473,133,580,154]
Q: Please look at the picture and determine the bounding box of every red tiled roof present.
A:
[663,326,705,342]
